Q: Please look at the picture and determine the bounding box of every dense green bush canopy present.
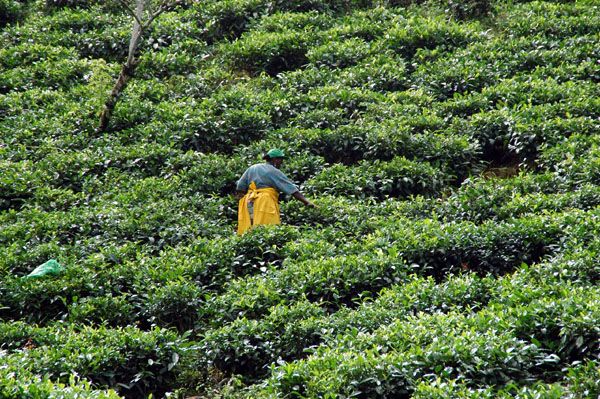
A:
[2,0,600,398]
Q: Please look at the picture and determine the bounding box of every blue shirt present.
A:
[237,163,298,195]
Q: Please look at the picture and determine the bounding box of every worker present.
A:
[236,148,316,235]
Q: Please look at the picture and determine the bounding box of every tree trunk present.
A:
[95,0,181,134]
[97,60,140,133]
[96,0,144,134]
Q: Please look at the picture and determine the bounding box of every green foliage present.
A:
[0,322,189,398]
[45,0,100,10]
[3,0,600,398]
[498,1,600,39]
[225,29,313,75]
[307,37,379,68]
[304,156,447,199]
[383,13,486,58]
[438,0,493,20]
[0,0,27,28]
[195,273,494,384]
[564,360,600,398]
[0,44,87,92]
[261,311,552,398]
[0,371,123,399]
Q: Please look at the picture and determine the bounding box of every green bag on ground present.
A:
[24,259,62,279]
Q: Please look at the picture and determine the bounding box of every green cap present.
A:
[267,148,285,159]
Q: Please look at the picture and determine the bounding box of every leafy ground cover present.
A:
[2,0,600,397]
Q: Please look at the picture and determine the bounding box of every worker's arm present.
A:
[292,191,316,207]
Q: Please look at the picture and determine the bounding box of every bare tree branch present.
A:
[97,0,184,133]
[118,0,185,29]
[118,0,142,26]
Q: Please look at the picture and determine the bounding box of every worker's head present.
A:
[264,148,285,169]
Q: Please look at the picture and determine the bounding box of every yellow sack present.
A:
[238,182,280,235]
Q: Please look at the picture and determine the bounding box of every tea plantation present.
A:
[2,0,600,397]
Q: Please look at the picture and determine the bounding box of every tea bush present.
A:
[146,83,282,153]
[411,32,598,100]
[383,14,486,59]
[371,213,564,278]
[143,280,206,332]
[0,222,306,327]
[190,1,257,43]
[66,293,138,328]
[185,224,302,289]
[198,300,327,381]
[194,209,577,333]
[274,115,479,177]
[320,6,402,41]
[0,160,47,212]
[563,360,600,399]
[255,267,600,398]
[0,369,123,399]
[411,379,496,399]
[136,42,203,79]
[299,85,383,123]
[0,0,26,27]
[224,29,313,75]
[0,264,137,325]
[0,322,189,398]
[261,311,553,398]
[499,1,600,39]
[442,0,493,20]
[9,8,131,60]
[429,173,567,223]
[199,252,412,327]
[173,152,248,195]
[4,0,600,397]
[307,37,379,68]
[280,194,426,232]
[497,184,600,219]
[304,156,447,199]
[248,9,332,34]
[0,45,86,91]
[336,53,408,92]
[197,273,494,383]
[44,0,99,10]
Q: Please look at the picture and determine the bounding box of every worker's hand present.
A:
[306,202,319,209]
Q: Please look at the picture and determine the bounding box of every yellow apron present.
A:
[238,182,280,235]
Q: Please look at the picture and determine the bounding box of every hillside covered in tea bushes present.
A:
[2,0,600,397]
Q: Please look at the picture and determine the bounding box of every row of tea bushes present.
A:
[1,194,592,330]
[92,65,600,186]
[410,129,600,223]
[196,208,586,332]
[2,0,600,397]
[303,156,447,200]
[1,371,122,399]
[411,33,600,103]
[252,284,600,398]
[222,9,487,76]
[261,122,480,174]
[197,273,494,382]
[427,174,600,224]
[0,176,233,275]
[2,151,598,329]
[2,2,596,181]
[196,233,600,389]
[409,361,600,399]
[288,210,568,275]
[0,222,301,328]
[0,321,189,398]
[497,0,600,40]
